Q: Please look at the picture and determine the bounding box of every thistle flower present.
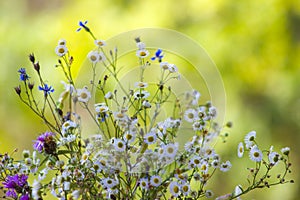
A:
[33,132,55,153]
[2,174,29,199]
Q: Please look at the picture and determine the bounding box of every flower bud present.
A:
[28,82,34,90]
[34,62,40,72]
[14,86,21,95]
[29,53,35,63]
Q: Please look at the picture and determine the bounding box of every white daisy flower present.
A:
[184,108,198,123]
[101,177,118,189]
[113,138,126,152]
[281,147,290,156]
[168,63,178,73]
[61,120,77,135]
[192,121,205,131]
[87,51,100,63]
[169,181,181,197]
[163,143,178,159]
[57,39,66,46]
[95,103,109,113]
[94,39,106,47]
[189,155,201,168]
[200,161,209,174]
[269,151,280,165]
[136,49,149,58]
[133,90,150,99]
[139,178,149,190]
[244,131,256,149]
[55,45,68,57]
[134,81,148,88]
[237,142,244,158]
[181,183,190,196]
[77,87,91,103]
[114,111,128,121]
[144,131,157,145]
[160,62,169,70]
[249,145,263,162]
[123,131,136,143]
[220,161,232,172]
[150,175,161,187]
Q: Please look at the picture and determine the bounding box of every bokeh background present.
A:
[0,0,299,199]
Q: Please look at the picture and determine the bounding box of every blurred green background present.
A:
[0,0,299,199]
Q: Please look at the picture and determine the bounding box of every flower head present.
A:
[151,49,164,62]
[244,131,256,149]
[18,68,30,81]
[2,174,29,199]
[95,39,106,47]
[55,45,68,57]
[39,84,54,97]
[237,142,244,158]
[33,132,55,153]
[220,160,232,172]
[76,87,91,103]
[136,49,149,58]
[249,145,263,162]
[76,20,90,32]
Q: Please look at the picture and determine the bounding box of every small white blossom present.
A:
[134,81,148,88]
[150,175,161,187]
[136,49,149,58]
[220,161,232,172]
[169,181,181,197]
[237,142,244,158]
[139,178,149,190]
[281,147,290,156]
[249,145,263,162]
[77,87,91,103]
[94,39,106,47]
[244,131,256,149]
[55,45,68,57]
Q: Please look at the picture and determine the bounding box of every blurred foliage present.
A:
[0,0,299,199]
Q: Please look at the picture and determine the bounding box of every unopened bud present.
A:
[34,62,40,72]
[14,86,21,95]
[29,53,35,63]
[28,82,34,90]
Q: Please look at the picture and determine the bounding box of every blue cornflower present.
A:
[39,84,54,96]
[76,20,90,32]
[18,68,30,81]
[151,49,164,62]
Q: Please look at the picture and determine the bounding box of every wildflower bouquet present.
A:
[0,21,293,200]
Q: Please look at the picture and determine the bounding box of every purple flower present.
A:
[39,84,54,96]
[18,68,30,81]
[20,194,30,200]
[33,132,55,152]
[76,20,90,32]
[151,49,164,62]
[2,174,29,199]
